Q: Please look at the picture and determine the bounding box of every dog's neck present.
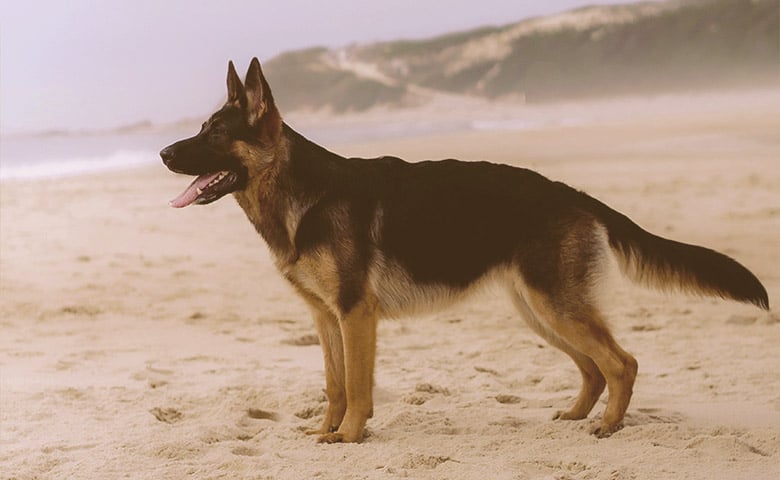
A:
[232,123,337,268]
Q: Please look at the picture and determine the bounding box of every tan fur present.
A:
[369,256,512,318]
[231,140,276,222]
[510,275,637,436]
[296,288,379,443]
[285,248,343,315]
[320,293,379,443]
[231,139,278,175]
[232,136,307,268]
[614,246,681,292]
[298,292,346,436]
[508,285,607,422]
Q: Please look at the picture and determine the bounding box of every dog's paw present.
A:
[317,432,346,444]
[553,410,587,421]
[317,428,365,443]
[590,422,623,438]
[305,424,338,436]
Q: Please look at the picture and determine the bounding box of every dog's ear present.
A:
[227,60,246,106]
[244,57,280,135]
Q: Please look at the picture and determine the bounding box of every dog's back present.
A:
[285,133,768,317]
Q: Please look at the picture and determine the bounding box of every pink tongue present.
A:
[169,172,223,208]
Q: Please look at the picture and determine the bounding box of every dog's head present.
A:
[161,58,282,207]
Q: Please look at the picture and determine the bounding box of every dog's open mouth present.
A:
[169,170,238,208]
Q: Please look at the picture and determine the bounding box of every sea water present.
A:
[0,130,180,181]
[0,115,554,181]
[0,123,459,181]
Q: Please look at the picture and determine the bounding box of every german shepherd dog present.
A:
[160,58,769,443]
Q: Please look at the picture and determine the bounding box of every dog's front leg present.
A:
[301,299,347,436]
[318,297,378,443]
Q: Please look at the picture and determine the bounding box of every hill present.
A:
[263,0,779,112]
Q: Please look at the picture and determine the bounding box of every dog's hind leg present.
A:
[318,296,378,444]
[519,283,637,437]
[553,352,606,421]
[511,216,637,436]
[508,287,606,421]
[300,295,347,436]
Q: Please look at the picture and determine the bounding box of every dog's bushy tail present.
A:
[581,192,769,310]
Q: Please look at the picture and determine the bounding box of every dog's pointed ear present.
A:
[244,57,280,130]
[227,60,246,106]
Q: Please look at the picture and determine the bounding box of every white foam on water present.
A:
[0,149,158,181]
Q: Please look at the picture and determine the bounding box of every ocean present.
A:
[0,115,558,182]
[0,130,180,181]
[0,123,465,182]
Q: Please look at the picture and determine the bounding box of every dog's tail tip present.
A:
[725,282,769,311]
[754,290,770,311]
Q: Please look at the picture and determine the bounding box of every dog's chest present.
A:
[279,248,343,314]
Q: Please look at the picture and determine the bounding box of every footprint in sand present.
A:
[623,408,684,426]
[295,404,326,420]
[57,305,102,316]
[398,454,452,470]
[281,333,319,346]
[495,394,525,405]
[415,383,450,395]
[246,408,279,421]
[231,446,261,457]
[631,323,661,332]
[149,407,183,424]
[132,364,174,389]
[403,383,450,405]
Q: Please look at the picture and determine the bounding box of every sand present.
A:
[1,90,779,479]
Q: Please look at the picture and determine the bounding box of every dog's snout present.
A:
[160,146,175,165]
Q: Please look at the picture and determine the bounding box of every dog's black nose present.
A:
[160,146,174,165]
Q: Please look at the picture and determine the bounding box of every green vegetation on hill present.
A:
[263,0,779,112]
[483,0,779,101]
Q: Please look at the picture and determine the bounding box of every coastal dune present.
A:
[1,90,779,479]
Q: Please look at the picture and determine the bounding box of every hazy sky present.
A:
[1,0,639,134]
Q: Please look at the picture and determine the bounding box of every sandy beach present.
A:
[1,90,779,479]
